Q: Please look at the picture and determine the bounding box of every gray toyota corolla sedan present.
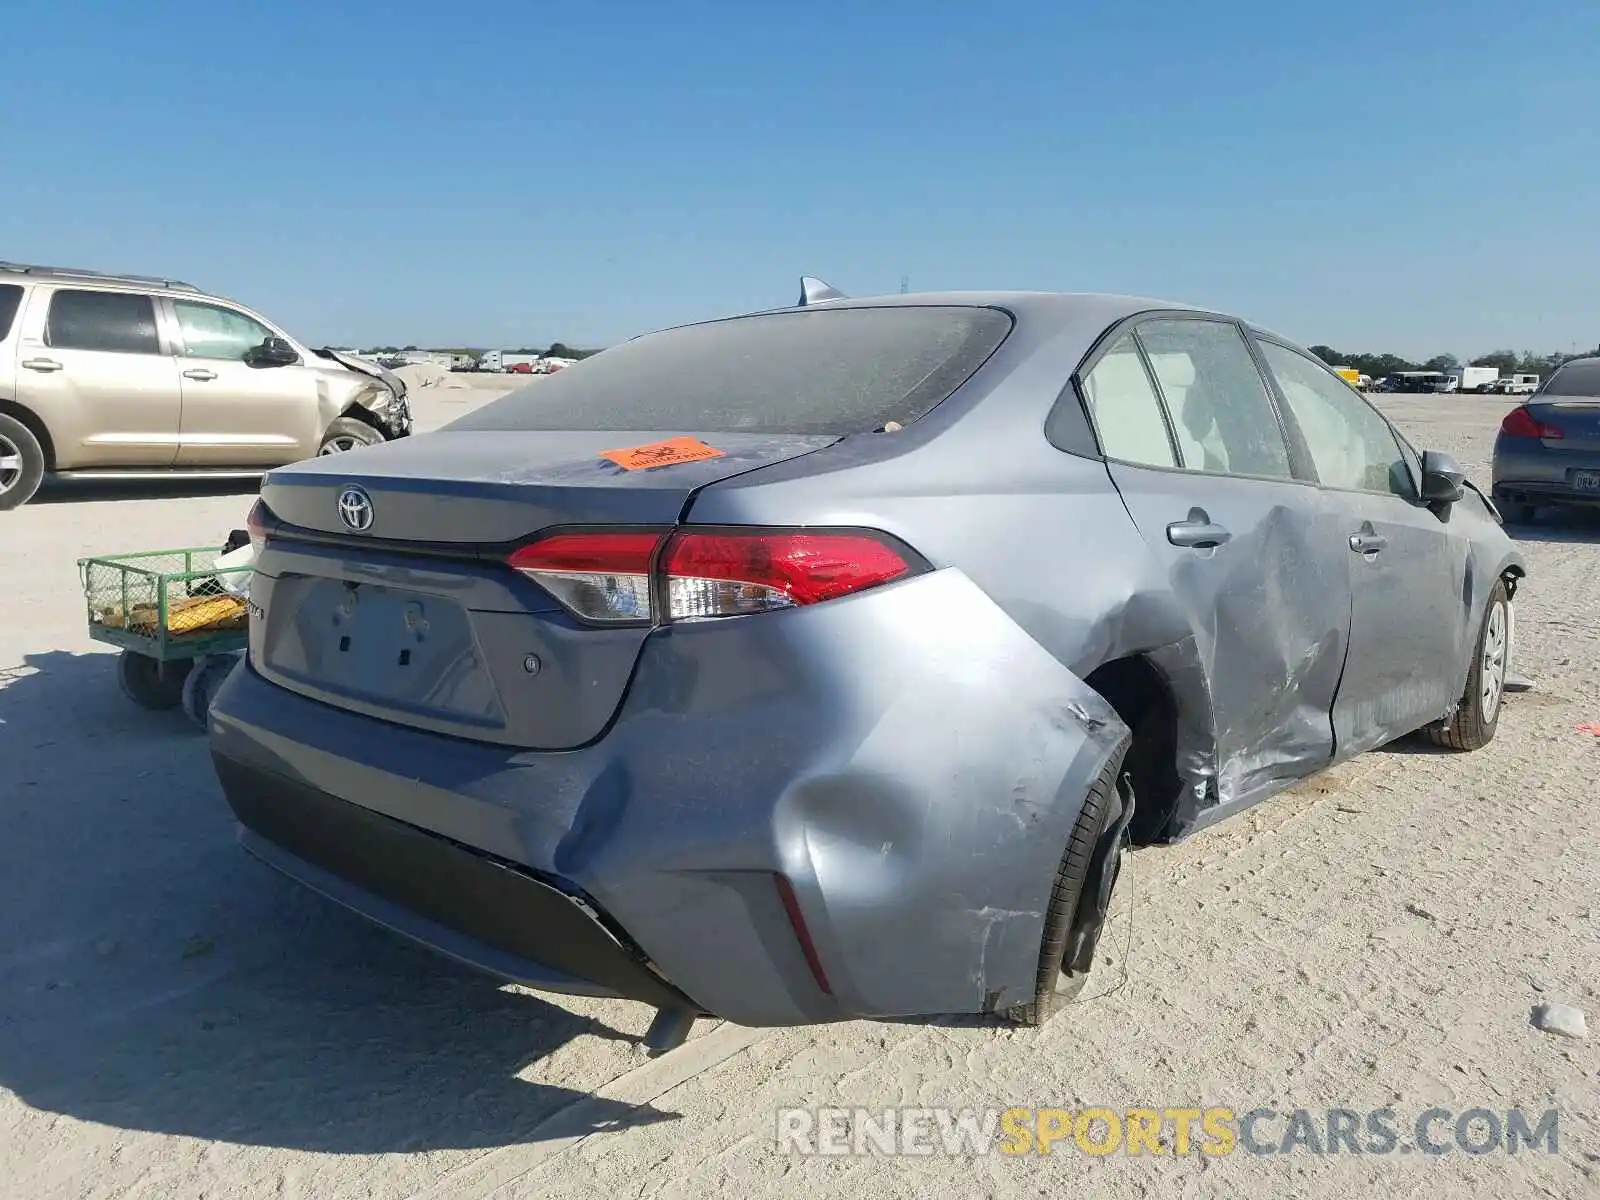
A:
[1492,355,1600,522]
[209,283,1526,1049]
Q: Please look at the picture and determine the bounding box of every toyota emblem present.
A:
[337,485,374,532]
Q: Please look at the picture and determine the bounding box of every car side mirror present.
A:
[1419,449,1465,504]
[249,337,299,368]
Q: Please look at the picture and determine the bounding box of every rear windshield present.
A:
[0,285,22,341]
[447,305,1013,436]
[1541,362,1600,398]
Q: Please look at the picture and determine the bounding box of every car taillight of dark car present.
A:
[1500,408,1563,439]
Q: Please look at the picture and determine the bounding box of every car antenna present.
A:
[798,276,847,307]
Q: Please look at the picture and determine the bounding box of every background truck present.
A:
[1452,366,1500,393]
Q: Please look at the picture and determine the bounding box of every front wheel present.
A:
[318,417,385,456]
[1422,581,1509,751]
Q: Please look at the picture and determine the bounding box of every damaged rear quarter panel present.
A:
[584,568,1131,1022]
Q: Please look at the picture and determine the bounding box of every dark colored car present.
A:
[1491,356,1600,521]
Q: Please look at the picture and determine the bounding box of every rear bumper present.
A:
[215,751,695,1011]
[1493,435,1600,505]
[207,567,1130,1026]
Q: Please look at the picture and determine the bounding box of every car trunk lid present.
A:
[1527,398,1600,452]
[251,429,837,748]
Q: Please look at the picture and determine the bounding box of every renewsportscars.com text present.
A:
[776,1105,1560,1158]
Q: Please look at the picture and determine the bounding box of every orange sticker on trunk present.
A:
[601,436,726,471]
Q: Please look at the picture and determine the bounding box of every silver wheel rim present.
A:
[1481,601,1506,723]
[0,433,22,494]
[319,436,360,455]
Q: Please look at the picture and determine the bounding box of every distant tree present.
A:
[546,342,575,359]
[402,344,419,352]
[1470,350,1520,374]
[1307,344,1340,364]
[1422,354,1460,373]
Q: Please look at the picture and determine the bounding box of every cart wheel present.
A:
[117,651,191,711]
[181,653,241,729]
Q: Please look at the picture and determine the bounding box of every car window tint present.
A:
[1136,319,1293,480]
[1259,341,1411,497]
[1541,361,1600,397]
[0,285,22,341]
[45,289,160,355]
[174,301,276,361]
[1079,335,1175,467]
[447,306,1013,436]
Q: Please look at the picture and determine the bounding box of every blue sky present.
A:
[3,1,1595,358]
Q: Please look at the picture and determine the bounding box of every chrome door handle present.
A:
[183,368,218,381]
[1167,514,1231,549]
[21,358,62,372]
[1349,532,1388,554]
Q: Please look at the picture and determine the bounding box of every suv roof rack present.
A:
[0,261,199,291]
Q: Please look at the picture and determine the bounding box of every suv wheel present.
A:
[318,417,385,456]
[0,413,46,511]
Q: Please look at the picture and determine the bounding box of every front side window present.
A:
[45,289,160,355]
[1134,319,1294,480]
[174,301,278,362]
[1079,334,1175,467]
[1258,340,1411,497]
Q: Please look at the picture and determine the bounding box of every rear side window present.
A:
[1541,361,1600,398]
[448,306,1013,436]
[1137,319,1294,480]
[0,285,22,341]
[46,290,160,355]
[1079,334,1176,467]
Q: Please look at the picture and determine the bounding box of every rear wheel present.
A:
[1496,497,1536,524]
[1005,737,1132,1025]
[318,417,385,455]
[0,413,46,511]
[1422,580,1508,751]
[117,651,191,711]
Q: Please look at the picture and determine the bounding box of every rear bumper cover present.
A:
[1493,436,1600,506]
[208,567,1131,1026]
[215,752,694,1010]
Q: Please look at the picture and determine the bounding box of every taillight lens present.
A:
[245,497,271,555]
[508,530,663,622]
[508,527,919,623]
[662,530,913,618]
[1501,406,1563,439]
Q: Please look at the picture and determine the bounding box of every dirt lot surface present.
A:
[2,392,1595,1199]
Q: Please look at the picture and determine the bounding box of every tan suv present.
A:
[0,262,411,509]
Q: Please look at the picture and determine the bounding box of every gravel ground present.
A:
[1,392,1595,1199]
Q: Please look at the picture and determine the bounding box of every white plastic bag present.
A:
[214,542,256,598]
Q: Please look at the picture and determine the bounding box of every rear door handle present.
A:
[21,358,62,372]
[1349,532,1389,555]
[182,368,218,381]
[1166,513,1231,549]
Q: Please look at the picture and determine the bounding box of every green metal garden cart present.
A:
[78,546,252,728]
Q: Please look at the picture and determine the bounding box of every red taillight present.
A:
[245,497,271,555]
[662,530,913,618]
[508,530,664,623]
[508,527,918,623]
[1501,406,1563,439]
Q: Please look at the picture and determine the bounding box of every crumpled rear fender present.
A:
[583,566,1133,1022]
